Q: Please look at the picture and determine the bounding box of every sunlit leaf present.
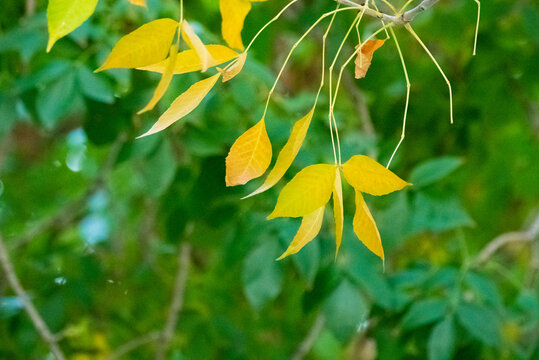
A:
[353,191,383,260]
[137,44,178,114]
[47,0,98,52]
[181,20,214,72]
[343,155,410,196]
[220,0,255,50]
[333,168,344,255]
[128,0,146,7]
[138,45,238,74]
[268,164,336,219]
[138,73,220,137]
[355,39,386,79]
[277,206,325,260]
[221,52,247,82]
[96,18,179,71]
[244,108,314,198]
[226,118,272,186]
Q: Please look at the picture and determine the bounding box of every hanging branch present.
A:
[0,236,66,360]
[335,0,440,24]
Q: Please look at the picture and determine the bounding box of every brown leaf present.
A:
[354,39,386,79]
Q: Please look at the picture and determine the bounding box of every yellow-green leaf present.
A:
[138,45,238,74]
[137,44,178,114]
[96,18,179,71]
[47,0,98,52]
[138,73,220,138]
[181,20,214,72]
[277,206,325,260]
[128,0,146,7]
[221,52,247,83]
[333,168,344,255]
[343,155,411,196]
[220,0,251,50]
[353,191,384,260]
[268,164,336,219]
[226,118,272,186]
[244,108,314,198]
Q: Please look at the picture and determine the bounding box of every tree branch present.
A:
[154,243,191,360]
[0,236,66,360]
[335,0,440,24]
[292,314,326,360]
[106,331,160,360]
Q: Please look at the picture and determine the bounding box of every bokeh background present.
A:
[0,0,538,359]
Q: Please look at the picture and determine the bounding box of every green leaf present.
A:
[456,302,501,347]
[242,241,283,310]
[409,157,463,187]
[76,66,114,103]
[36,72,77,129]
[323,280,368,340]
[140,138,177,198]
[428,316,455,360]
[410,193,474,233]
[465,272,503,309]
[402,298,448,330]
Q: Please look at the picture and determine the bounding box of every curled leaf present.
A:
[343,155,410,196]
[226,118,272,186]
[181,20,214,72]
[137,44,178,114]
[243,108,314,198]
[277,206,325,260]
[138,73,220,138]
[221,52,248,83]
[96,18,179,71]
[353,191,384,260]
[268,164,336,219]
[355,39,386,79]
[47,0,98,52]
[138,45,238,74]
[333,168,344,255]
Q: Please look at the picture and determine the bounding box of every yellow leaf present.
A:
[277,206,325,260]
[243,108,313,198]
[225,118,272,186]
[137,44,178,114]
[342,155,410,196]
[220,52,247,83]
[96,18,179,71]
[220,0,251,50]
[355,39,386,79]
[268,164,336,219]
[333,168,344,255]
[138,73,220,137]
[128,0,146,7]
[181,20,214,72]
[353,191,384,260]
[47,0,98,52]
[138,45,238,74]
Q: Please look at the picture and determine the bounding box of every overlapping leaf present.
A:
[47,0,98,52]
[355,39,386,79]
[226,118,272,186]
[268,164,336,219]
[181,20,214,72]
[96,18,179,71]
[353,190,384,260]
[333,168,344,255]
[138,73,221,137]
[244,108,314,198]
[221,52,248,82]
[277,206,325,260]
[220,0,267,50]
[343,155,410,195]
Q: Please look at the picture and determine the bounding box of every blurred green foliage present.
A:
[0,0,538,359]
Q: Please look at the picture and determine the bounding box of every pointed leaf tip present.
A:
[278,206,325,260]
[353,191,384,260]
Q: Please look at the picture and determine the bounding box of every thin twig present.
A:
[336,0,440,24]
[106,331,160,360]
[155,243,191,360]
[0,236,66,360]
[291,314,326,360]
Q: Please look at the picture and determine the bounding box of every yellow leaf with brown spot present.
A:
[96,19,179,71]
[138,45,238,74]
[355,39,386,79]
[268,164,336,219]
[277,206,325,260]
[353,191,384,260]
[226,119,272,186]
[243,108,314,198]
[333,168,344,255]
[343,155,410,196]
[221,52,247,82]
[181,20,214,72]
[137,44,178,114]
[138,73,220,137]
